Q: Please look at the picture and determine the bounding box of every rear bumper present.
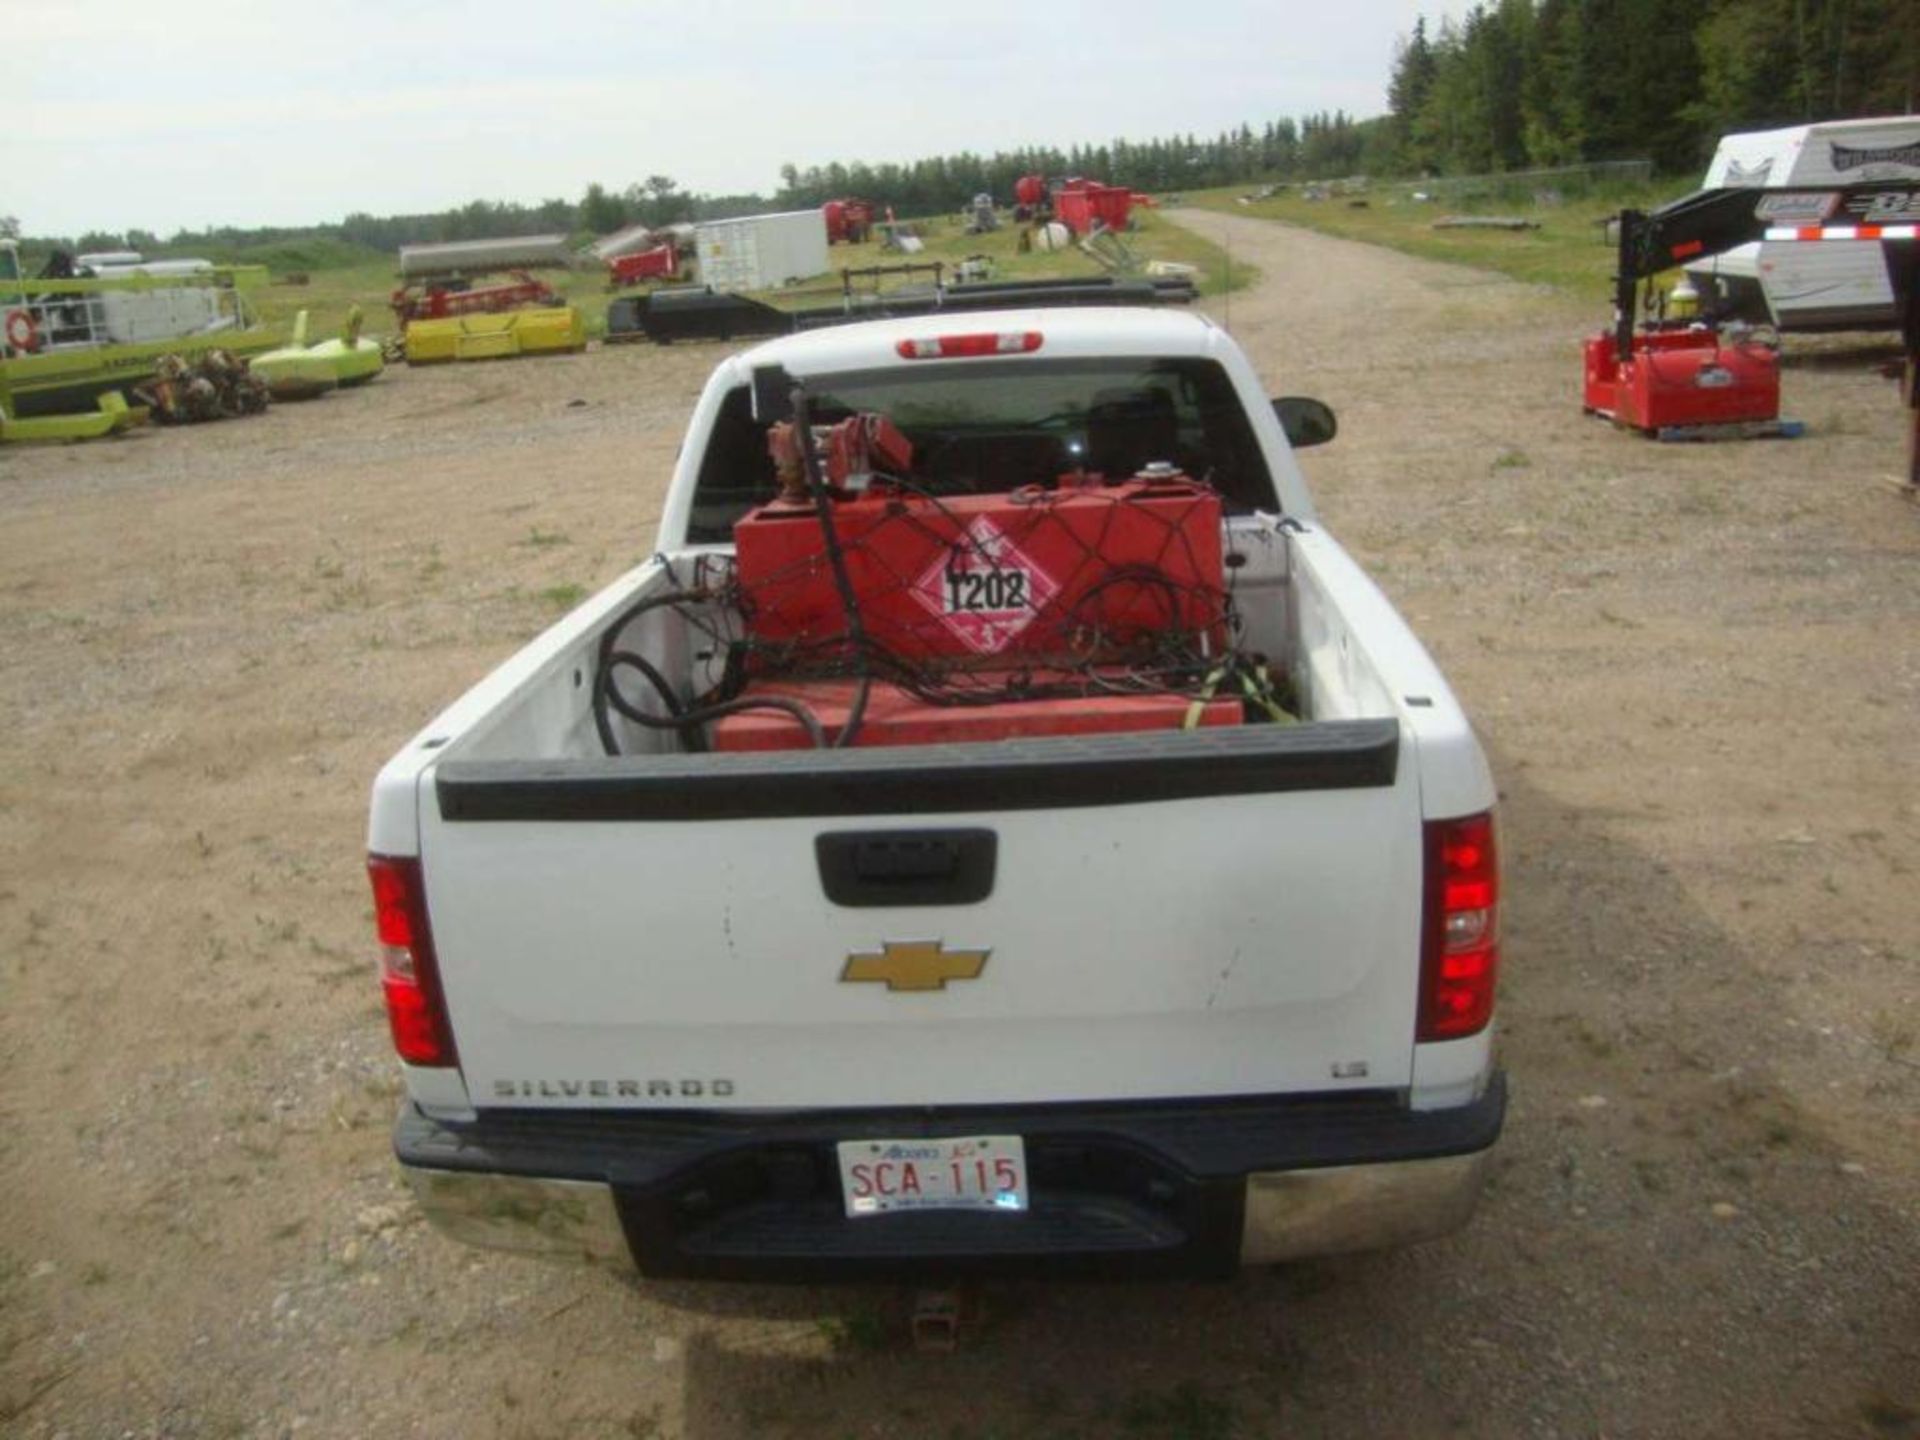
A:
[394,1073,1505,1281]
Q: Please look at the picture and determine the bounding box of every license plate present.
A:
[836,1135,1028,1216]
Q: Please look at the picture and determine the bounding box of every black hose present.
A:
[790,384,871,747]
[673,694,829,750]
[601,653,828,749]
[597,651,705,754]
[592,588,711,757]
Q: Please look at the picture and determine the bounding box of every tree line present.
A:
[768,116,1388,213]
[15,177,767,267]
[1388,0,1917,179]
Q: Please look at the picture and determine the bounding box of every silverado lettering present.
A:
[491,1079,737,1099]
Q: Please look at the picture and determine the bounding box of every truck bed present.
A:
[374,514,1490,1115]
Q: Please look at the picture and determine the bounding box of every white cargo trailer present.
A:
[695,210,829,293]
[1686,114,1920,331]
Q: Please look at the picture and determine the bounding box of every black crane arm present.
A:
[1611,182,1920,359]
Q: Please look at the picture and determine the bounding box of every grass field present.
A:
[227,203,1250,347]
[1184,177,1699,302]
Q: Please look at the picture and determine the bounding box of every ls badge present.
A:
[841,940,990,993]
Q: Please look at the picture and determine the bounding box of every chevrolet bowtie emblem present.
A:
[841,940,990,992]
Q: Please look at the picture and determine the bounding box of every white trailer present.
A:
[1687,114,1920,331]
[695,210,829,293]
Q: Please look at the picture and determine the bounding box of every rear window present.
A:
[686,357,1278,544]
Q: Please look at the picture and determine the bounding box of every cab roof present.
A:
[731,305,1224,376]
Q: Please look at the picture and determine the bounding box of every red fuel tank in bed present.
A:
[731,477,1227,664]
[709,675,1244,751]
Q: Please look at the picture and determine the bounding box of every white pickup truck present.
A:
[368,303,1505,1282]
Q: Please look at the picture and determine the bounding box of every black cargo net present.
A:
[731,477,1238,709]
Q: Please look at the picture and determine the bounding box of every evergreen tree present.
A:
[1692,0,1918,134]
[577,183,626,236]
[1523,0,1585,164]
[1389,17,1441,171]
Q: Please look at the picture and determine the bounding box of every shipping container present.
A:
[694,210,829,293]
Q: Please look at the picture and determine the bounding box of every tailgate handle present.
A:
[815,829,997,908]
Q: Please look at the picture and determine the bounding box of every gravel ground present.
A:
[2,212,1917,1439]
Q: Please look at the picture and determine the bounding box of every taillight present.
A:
[367,854,457,1068]
[895,331,1043,359]
[1418,812,1500,1041]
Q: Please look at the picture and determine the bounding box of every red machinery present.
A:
[607,243,678,287]
[389,270,558,328]
[1582,325,1780,433]
[735,477,1227,663]
[711,673,1239,751]
[824,199,876,245]
[1054,179,1134,237]
[1589,184,1920,451]
[714,413,1239,751]
[1011,175,1137,233]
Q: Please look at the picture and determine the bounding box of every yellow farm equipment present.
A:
[403,306,586,365]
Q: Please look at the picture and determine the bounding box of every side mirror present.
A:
[1273,396,1337,449]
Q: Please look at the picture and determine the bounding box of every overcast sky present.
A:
[4,0,1474,237]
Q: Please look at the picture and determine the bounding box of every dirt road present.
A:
[3,213,1917,1439]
